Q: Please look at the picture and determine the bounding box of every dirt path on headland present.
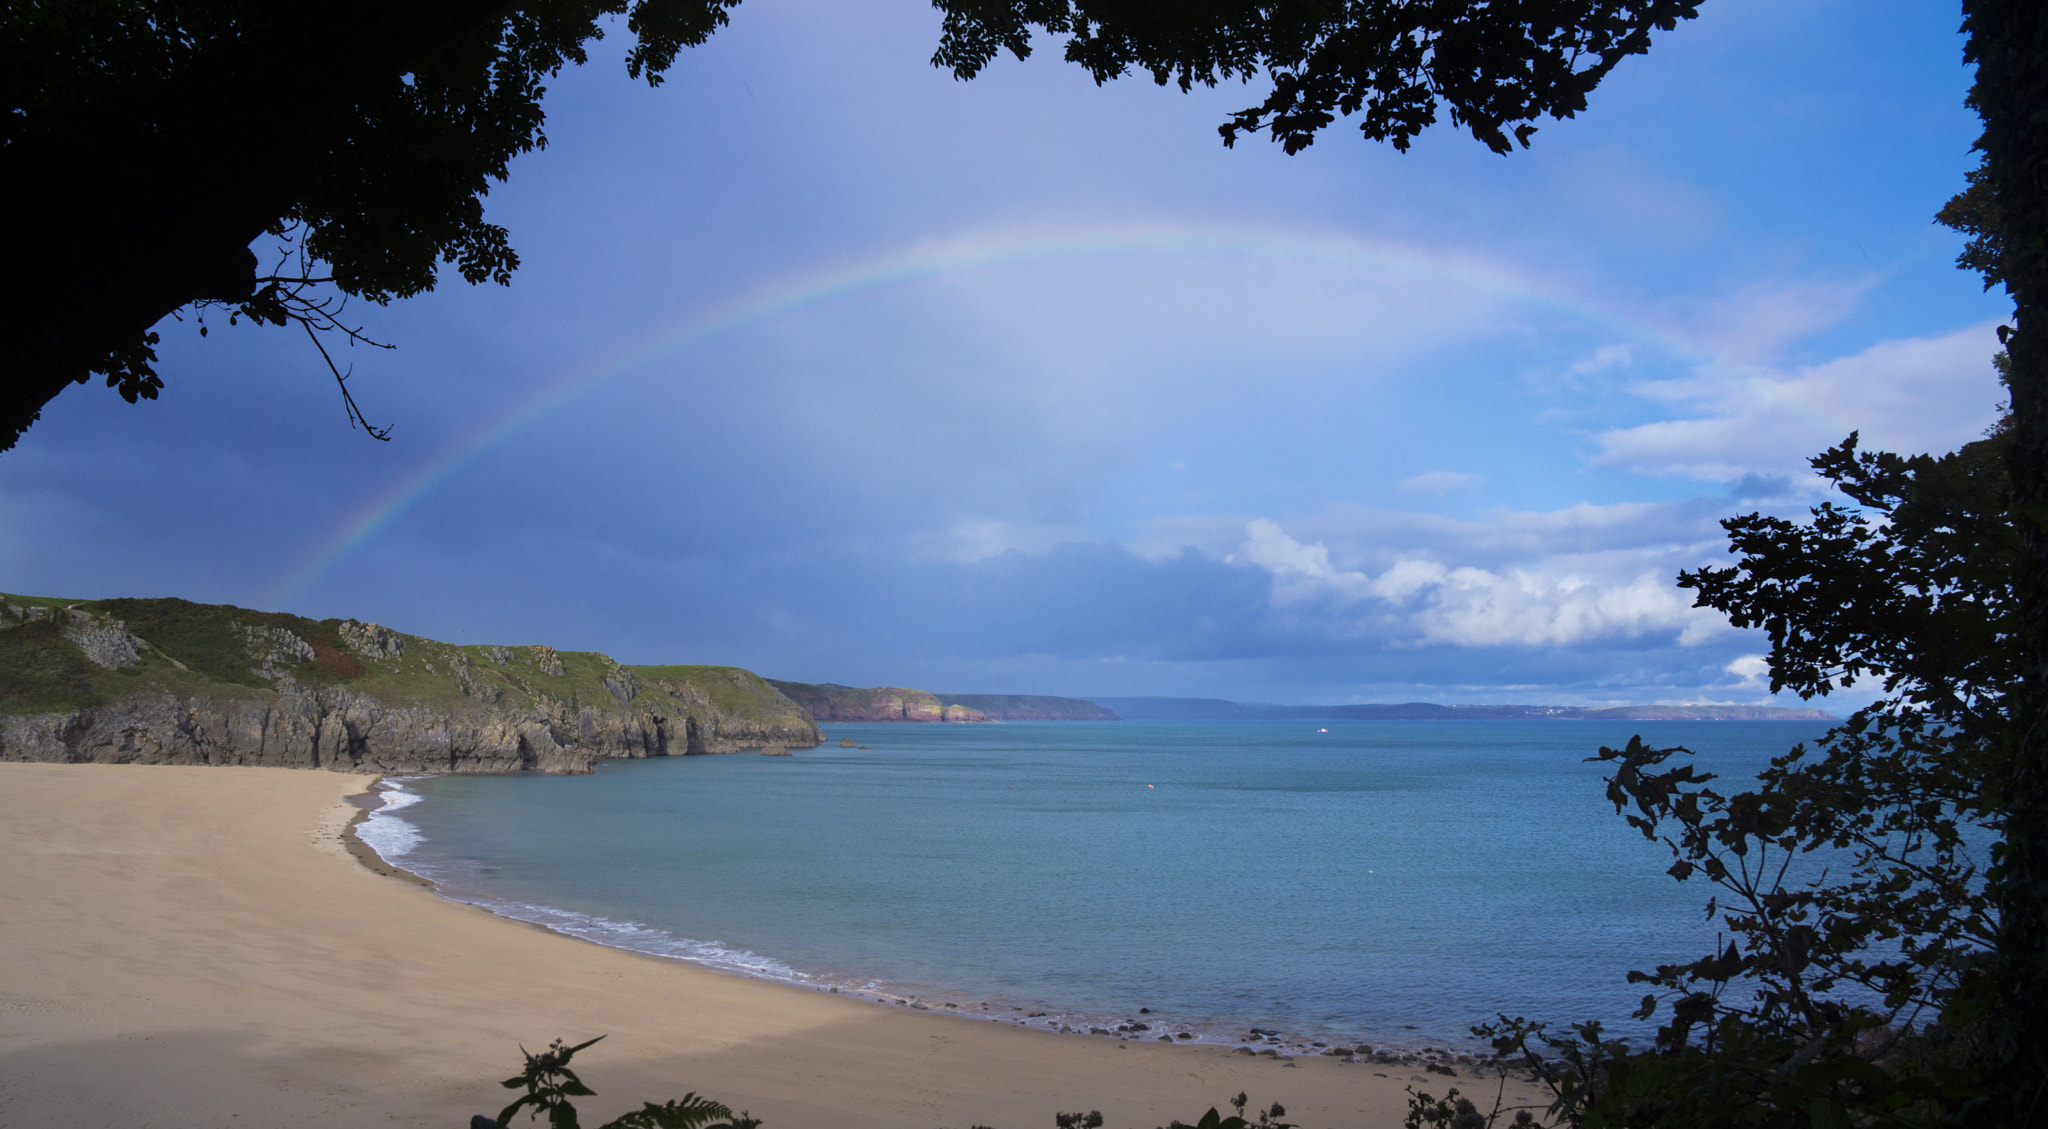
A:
[0,763,1542,1128]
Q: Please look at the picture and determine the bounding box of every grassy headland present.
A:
[0,593,819,772]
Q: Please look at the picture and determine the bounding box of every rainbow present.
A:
[267,223,1706,609]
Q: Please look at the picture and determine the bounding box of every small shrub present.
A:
[1404,1086,1536,1129]
[486,1037,758,1129]
[1164,1092,1292,1129]
[481,1040,1302,1129]
[301,623,364,680]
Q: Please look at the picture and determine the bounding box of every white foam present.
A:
[355,779,424,860]
[450,897,812,984]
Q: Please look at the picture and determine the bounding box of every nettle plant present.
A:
[485,1037,758,1129]
[485,1040,1301,1129]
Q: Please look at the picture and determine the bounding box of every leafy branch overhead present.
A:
[931,0,1700,154]
[0,0,1701,451]
[0,0,745,451]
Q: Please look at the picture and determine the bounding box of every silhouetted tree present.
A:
[17,3,2046,1114]
[1951,4,2048,1117]
[1464,427,2014,1128]
[1,0,739,448]
[1,0,1699,450]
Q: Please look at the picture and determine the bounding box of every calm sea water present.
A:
[363,719,1831,1050]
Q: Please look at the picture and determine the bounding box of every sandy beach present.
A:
[0,763,1544,1127]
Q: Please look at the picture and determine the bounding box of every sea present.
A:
[358,718,1833,1052]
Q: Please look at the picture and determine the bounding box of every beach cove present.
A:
[370,720,1821,1054]
[0,762,1543,1127]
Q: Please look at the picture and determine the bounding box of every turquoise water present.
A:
[366,719,1830,1049]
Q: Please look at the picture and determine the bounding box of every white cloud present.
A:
[1687,278,1878,364]
[1570,343,1637,378]
[1375,561,1726,648]
[1230,519,1730,649]
[1725,653,1771,690]
[1398,470,1485,494]
[1234,518,1376,604]
[1523,342,1642,400]
[1593,321,2006,483]
[1132,497,1734,584]
[1275,498,1729,574]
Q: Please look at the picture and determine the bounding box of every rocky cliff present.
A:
[765,680,990,723]
[932,694,1119,721]
[0,594,820,774]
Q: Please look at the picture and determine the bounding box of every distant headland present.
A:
[1089,697,1837,722]
[760,684,1834,724]
[765,681,1118,722]
[0,590,1835,779]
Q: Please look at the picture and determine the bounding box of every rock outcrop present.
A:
[766,680,991,723]
[62,608,149,670]
[765,681,1125,723]
[0,594,821,775]
[931,693,1120,721]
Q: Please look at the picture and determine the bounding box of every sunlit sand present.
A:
[0,763,1544,1127]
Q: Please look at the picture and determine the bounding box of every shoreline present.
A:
[0,762,1545,1126]
[341,781,435,888]
[346,776,1493,1068]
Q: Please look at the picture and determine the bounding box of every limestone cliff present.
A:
[765,680,991,723]
[932,694,1119,721]
[0,594,820,774]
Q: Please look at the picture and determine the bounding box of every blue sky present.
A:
[0,0,2009,706]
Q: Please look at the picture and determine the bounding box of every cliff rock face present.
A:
[765,682,1124,723]
[765,680,991,723]
[639,665,823,755]
[0,594,820,774]
[932,694,1120,721]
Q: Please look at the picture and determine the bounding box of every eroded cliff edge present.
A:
[765,681,1124,722]
[766,680,992,723]
[0,594,821,774]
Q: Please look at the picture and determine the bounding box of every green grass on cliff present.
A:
[632,665,812,721]
[92,597,364,687]
[766,680,942,715]
[0,592,817,738]
[2,594,279,712]
[0,619,107,713]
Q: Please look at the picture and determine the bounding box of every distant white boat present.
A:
[1316,728,1328,733]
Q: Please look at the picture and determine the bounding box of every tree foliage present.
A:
[1955,3,2048,1114]
[0,0,739,448]
[1458,429,2014,1129]
[930,0,1698,155]
[0,0,1700,451]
